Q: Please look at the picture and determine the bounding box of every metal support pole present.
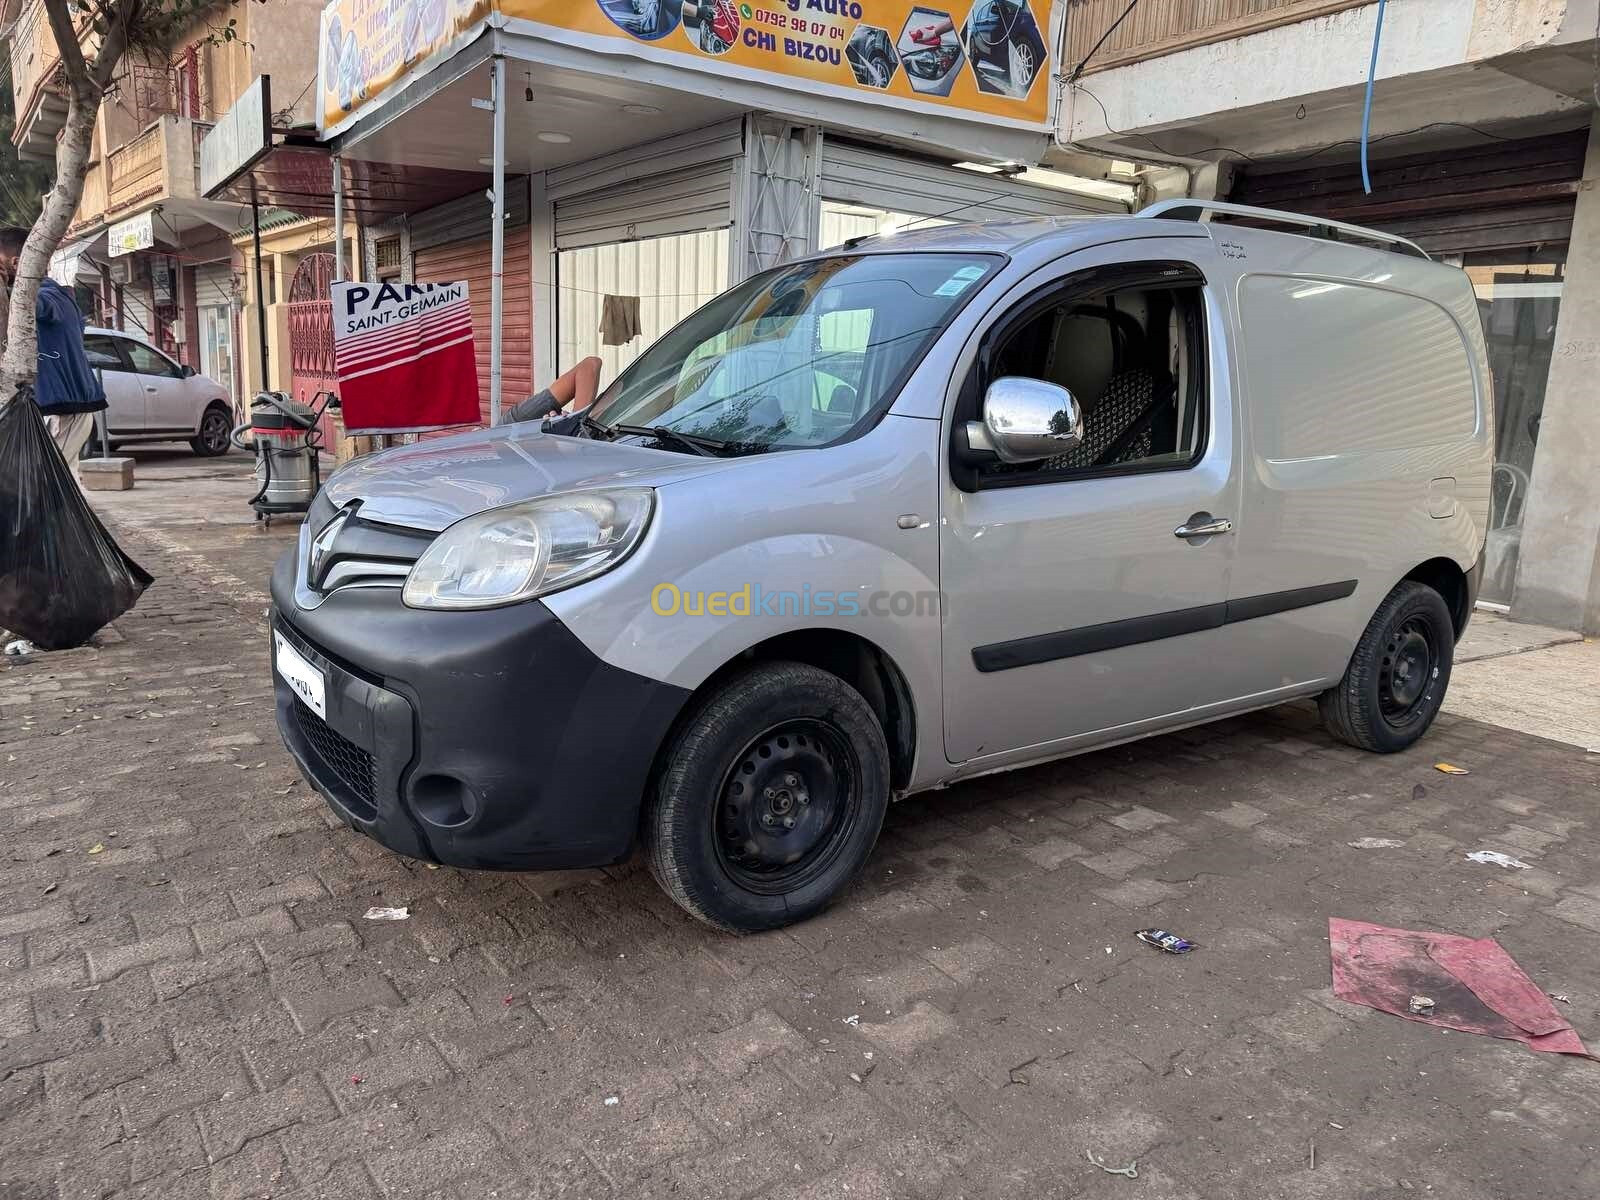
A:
[251,179,269,393]
[93,370,109,459]
[332,154,345,280]
[489,55,506,428]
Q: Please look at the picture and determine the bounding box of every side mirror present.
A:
[179,363,197,378]
[969,376,1083,464]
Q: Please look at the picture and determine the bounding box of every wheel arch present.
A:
[668,628,918,794]
[1400,556,1471,639]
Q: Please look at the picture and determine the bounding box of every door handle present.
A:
[145,386,158,393]
[1174,516,1233,539]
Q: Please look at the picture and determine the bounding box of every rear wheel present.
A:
[645,662,890,932]
[190,404,232,457]
[1318,580,1454,753]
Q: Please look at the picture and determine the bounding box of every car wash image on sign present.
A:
[528,0,1052,121]
[331,281,481,434]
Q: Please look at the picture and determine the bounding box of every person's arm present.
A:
[910,17,954,43]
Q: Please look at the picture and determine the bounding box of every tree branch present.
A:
[41,0,93,97]
[90,9,134,95]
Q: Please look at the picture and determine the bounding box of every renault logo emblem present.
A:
[308,511,348,590]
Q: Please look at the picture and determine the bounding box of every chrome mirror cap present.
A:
[982,377,1083,464]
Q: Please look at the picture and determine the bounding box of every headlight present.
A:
[403,487,654,610]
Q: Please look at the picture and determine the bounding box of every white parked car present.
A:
[81,327,234,456]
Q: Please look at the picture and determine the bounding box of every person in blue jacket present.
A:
[0,227,106,465]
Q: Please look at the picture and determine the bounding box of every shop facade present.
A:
[296,0,1123,422]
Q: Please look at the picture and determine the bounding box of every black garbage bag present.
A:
[0,388,152,650]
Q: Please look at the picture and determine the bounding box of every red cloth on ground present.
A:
[1329,917,1589,1057]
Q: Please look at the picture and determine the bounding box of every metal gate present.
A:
[287,253,337,407]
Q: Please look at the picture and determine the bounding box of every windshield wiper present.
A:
[576,412,614,440]
[610,423,721,457]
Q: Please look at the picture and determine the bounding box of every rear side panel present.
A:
[1221,229,1492,690]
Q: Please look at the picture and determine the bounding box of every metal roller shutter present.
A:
[413,225,533,426]
[1228,129,1588,255]
[551,120,741,251]
[819,140,1127,220]
[192,261,233,309]
[410,182,531,253]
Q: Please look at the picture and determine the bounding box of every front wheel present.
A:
[190,404,233,457]
[645,662,890,932]
[1318,580,1455,753]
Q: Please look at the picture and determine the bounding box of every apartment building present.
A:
[4,0,324,405]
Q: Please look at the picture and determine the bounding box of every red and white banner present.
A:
[331,281,479,434]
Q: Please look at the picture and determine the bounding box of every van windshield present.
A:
[584,252,1000,455]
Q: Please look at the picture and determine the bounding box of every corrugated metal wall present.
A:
[819,141,1128,220]
[1228,129,1587,255]
[819,201,952,249]
[550,120,741,251]
[413,226,534,425]
[410,182,531,252]
[556,228,730,380]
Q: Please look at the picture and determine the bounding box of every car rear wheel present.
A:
[1318,580,1454,753]
[190,404,232,457]
[645,662,890,932]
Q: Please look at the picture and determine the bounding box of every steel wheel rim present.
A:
[1378,613,1440,727]
[714,718,861,895]
[200,411,230,452]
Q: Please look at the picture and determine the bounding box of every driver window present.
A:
[978,279,1207,483]
[123,340,181,378]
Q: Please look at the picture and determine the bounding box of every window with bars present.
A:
[375,237,403,280]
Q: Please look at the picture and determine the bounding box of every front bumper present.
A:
[269,548,691,870]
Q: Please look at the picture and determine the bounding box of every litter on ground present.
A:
[1466,850,1533,870]
[1135,929,1196,954]
[363,906,410,921]
[1085,1150,1138,1179]
[1329,917,1589,1057]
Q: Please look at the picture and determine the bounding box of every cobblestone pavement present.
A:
[4,452,1600,1199]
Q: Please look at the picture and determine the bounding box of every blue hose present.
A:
[1360,0,1388,195]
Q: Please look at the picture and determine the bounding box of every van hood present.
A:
[324,423,737,531]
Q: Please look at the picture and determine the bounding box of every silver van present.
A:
[270,201,1491,932]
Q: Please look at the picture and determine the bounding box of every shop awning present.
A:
[205,133,493,221]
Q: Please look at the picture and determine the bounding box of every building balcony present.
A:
[1061,0,1599,165]
[6,0,75,163]
[68,115,215,236]
[1063,0,1371,76]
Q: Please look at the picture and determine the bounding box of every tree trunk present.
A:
[0,82,98,408]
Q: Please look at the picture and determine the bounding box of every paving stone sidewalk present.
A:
[3,459,1600,1199]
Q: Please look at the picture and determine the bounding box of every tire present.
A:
[1318,580,1455,753]
[190,404,233,457]
[645,662,891,932]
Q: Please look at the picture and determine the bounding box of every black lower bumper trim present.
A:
[270,546,693,870]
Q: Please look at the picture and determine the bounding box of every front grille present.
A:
[292,698,377,817]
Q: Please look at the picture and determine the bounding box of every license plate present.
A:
[274,631,326,720]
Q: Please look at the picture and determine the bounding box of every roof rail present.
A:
[1136,199,1430,260]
